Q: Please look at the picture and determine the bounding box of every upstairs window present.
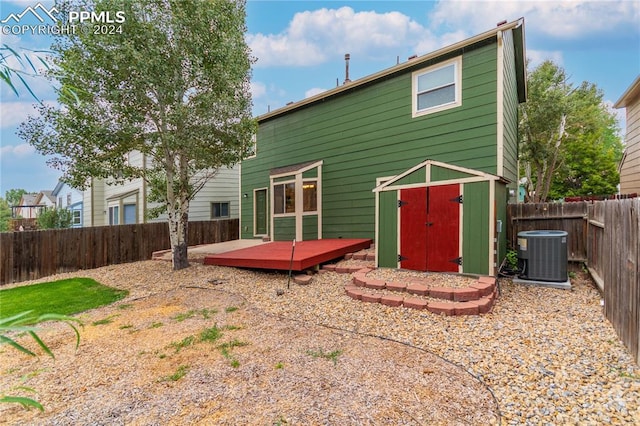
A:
[412,57,462,117]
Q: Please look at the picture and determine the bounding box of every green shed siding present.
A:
[378,191,398,268]
[502,29,519,187]
[495,182,508,266]
[431,166,475,182]
[241,43,499,240]
[462,181,490,275]
[273,216,295,241]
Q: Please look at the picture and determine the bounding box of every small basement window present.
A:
[412,56,462,117]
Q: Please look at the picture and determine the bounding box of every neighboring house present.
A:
[13,193,39,218]
[13,191,54,219]
[34,190,56,209]
[52,180,84,228]
[614,76,640,195]
[240,19,526,276]
[83,150,239,226]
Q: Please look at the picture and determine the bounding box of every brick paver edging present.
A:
[343,268,497,316]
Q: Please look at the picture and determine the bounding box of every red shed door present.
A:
[399,187,428,270]
[400,184,460,272]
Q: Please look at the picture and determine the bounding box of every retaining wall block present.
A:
[429,286,455,300]
[380,295,404,307]
[364,279,386,290]
[454,301,480,315]
[403,297,428,310]
[406,283,429,296]
[386,281,407,292]
[470,281,494,297]
[427,301,456,316]
[452,287,480,302]
[361,293,382,303]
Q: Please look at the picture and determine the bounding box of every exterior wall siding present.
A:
[241,43,499,240]
[620,99,640,194]
[502,29,520,190]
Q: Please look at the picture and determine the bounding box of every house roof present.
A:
[37,190,55,205]
[258,18,526,123]
[19,194,38,206]
[270,160,320,176]
[614,75,640,108]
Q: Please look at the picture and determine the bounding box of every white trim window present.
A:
[273,182,295,215]
[412,56,462,117]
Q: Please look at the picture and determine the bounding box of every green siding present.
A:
[378,191,398,267]
[462,181,489,275]
[394,168,426,186]
[431,166,475,182]
[502,29,520,189]
[303,215,318,240]
[495,182,508,266]
[273,216,295,241]
[302,168,318,178]
[273,175,295,183]
[241,42,500,240]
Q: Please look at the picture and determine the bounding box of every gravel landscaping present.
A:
[1,257,638,425]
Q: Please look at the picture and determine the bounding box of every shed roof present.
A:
[258,18,526,123]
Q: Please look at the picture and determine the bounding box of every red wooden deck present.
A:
[203,239,372,271]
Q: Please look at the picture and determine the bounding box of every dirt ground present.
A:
[0,261,498,425]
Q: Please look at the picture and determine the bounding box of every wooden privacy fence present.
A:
[508,199,639,365]
[507,201,589,262]
[0,219,239,285]
[588,199,639,365]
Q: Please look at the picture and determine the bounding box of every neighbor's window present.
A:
[108,205,119,225]
[72,210,81,226]
[412,57,461,117]
[211,201,230,219]
[273,182,295,215]
[303,181,317,212]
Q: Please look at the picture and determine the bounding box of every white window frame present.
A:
[72,209,82,226]
[272,180,296,217]
[411,56,462,118]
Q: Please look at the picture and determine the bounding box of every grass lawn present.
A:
[0,278,129,320]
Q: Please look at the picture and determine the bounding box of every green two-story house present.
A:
[240,18,527,276]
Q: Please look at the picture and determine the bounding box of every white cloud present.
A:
[250,81,267,99]
[429,0,639,39]
[0,101,44,128]
[526,49,564,69]
[305,87,327,98]
[248,6,460,68]
[0,143,35,157]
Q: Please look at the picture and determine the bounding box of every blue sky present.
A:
[1,0,639,195]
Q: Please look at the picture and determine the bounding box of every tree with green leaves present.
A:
[37,207,73,229]
[0,198,12,232]
[519,61,623,202]
[4,189,27,207]
[20,0,256,270]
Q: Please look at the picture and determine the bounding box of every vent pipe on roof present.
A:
[343,53,351,85]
